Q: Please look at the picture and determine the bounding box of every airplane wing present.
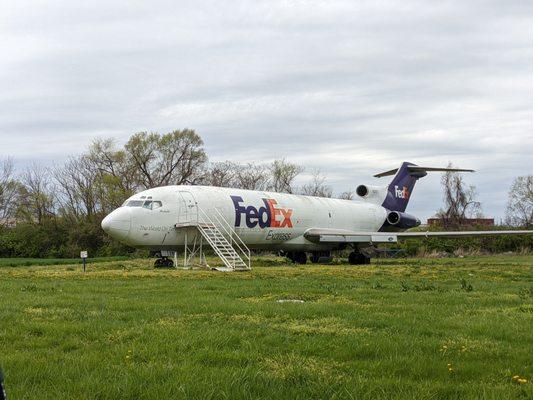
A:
[304,228,532,244]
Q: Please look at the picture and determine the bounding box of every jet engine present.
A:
[386,211,421,229]
[356,184,388,204]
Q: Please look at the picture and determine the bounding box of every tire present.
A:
[286,252,295,263]
[154,259,162,268]
[348,251,370,265]
[165,258,174,268]
[295,252,307,265]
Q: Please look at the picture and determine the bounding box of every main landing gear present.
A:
[286,251,307,264]
[348,251,371,265]
[310,251,332,264]
[154,257,174,268]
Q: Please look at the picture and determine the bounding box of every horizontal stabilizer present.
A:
[374,165,474,178]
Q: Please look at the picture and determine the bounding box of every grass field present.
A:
[0,255,531,399]
[0,256,129,268]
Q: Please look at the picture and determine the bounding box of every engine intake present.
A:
[355,184,388,204]
[386,211,420,229]
[356,185,368,197]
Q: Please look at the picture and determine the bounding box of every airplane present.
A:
[101,162,531,270]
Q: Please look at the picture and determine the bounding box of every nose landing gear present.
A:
[154,257,174,268]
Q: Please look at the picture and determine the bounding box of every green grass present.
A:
[0,255,532,399]
[0,256,130,267]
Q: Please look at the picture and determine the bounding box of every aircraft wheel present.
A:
[348,251,370,265]
[285,252,295,263]
[154,258,174,268]
[294,252,307,265]
[311,251,332,264]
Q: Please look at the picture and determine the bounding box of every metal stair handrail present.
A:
[196,206,251,270]
[198,224,240,268]
[211,207,251,268]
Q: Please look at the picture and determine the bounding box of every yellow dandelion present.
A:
[518,379,527,384]
[512,375,520,380]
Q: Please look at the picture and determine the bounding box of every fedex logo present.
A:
[394,185,410,199]
[231,195,293,229]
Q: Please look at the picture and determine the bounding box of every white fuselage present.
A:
[101,185,389,252]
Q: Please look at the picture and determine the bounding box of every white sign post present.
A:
[80,251,88,272]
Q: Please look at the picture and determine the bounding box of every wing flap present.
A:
[305,228,531,244]
[397,230,532,238]
[304,228,398,243]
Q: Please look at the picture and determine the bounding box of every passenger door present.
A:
[178,191,198,224]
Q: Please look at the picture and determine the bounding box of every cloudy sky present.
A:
[1,0,532,220]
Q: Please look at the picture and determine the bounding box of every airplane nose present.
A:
[101,208,131,241]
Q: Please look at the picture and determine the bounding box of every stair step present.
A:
[196,218,250,270]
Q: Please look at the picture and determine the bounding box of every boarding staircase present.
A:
[175,206,251,271]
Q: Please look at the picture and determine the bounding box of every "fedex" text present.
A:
[231,196,293,229]
[394,185,410,199]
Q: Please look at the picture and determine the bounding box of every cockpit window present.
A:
[141,200,163,210]
[123,199,162,209]
[125,200,144,207]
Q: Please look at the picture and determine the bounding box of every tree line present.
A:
[0,129,530,258]
[0,130,337,257]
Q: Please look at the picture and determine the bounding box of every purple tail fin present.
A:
[381,162,427,212]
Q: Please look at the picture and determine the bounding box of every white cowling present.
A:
[355,184,388,205]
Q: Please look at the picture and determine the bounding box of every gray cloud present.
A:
[1,0,532,220]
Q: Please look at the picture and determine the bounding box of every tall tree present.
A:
[18,164,56,224]
[300,170,333,197]
[125,129,207,188]
[86,138,136,212]
[55,156,98,220]
[205,161,239,188]
[235,163,270,190]
[436,163,481,229]
[505,175,533,227]
[0,158,20,226]
[269,159,303,194]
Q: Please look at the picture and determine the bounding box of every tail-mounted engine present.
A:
[386,211,420,229]
[355,184,388,205]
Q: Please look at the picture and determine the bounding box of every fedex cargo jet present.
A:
[101,162,531,270]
